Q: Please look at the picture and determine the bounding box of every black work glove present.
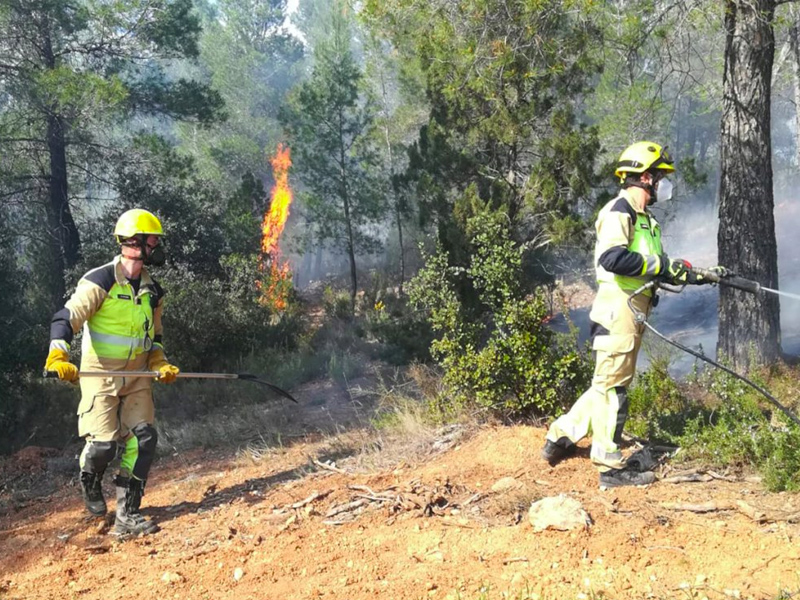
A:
[659,255,701,285]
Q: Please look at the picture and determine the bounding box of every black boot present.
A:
[599,468,656,489]
[113,476,159,536]
[540,438,577,466]
[79,470,107,516]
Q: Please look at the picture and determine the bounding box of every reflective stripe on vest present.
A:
[597,212,663,294]
[85,282,156,360]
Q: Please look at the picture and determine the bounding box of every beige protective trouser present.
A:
[547,284,652,472]
[77,374,154,443]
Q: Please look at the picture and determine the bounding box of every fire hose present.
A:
[627,267,800,428]
[43,369,298,404]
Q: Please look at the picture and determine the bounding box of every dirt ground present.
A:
[3,418,800,600]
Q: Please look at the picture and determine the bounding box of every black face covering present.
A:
[122,235,166,266]
[144,244,166,267]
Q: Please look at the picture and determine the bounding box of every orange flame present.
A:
[259,144,293,310]
[261,144,293,257]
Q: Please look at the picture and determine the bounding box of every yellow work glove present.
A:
[147,348,180,384]
[45,347,80,383]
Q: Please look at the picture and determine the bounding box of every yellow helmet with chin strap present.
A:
[615,141,675,183]
[114,209,163,243]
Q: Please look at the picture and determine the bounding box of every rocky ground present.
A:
[3,414,800,600]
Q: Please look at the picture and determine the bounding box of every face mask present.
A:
[144,243,166,267]
[654,177,673,203]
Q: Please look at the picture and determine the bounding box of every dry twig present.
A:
[325,498,367,518]
[310,457,351,475]
[659,501,733,513]
[290,490,331,509]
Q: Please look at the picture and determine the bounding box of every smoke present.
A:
[644,191,800,374]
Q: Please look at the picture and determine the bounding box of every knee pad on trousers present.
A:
[130,423,158,480]
[80,440,117,473]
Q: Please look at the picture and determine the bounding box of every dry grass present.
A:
[158,401,289,454]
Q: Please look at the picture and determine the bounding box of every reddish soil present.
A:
[3,424,800,600]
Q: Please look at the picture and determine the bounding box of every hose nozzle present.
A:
[691,267,761,294]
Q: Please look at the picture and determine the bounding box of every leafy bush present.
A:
[322,286,354,322]
[364,291,433,365]
[409,211,591,415]
[160,254,303,371]
[626,356,705,444]
[627,361,800,492]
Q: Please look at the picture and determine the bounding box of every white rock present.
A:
[161,572,183,584]
[491,477,520,493]
[233,568,244,582]
[528,495,592,532]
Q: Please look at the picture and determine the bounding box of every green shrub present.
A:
[408,211,591,416]
[323,286,354,321]
[628,361,800,492]
[364,291,433,365]
[626,356,705,444]
[327,350,363,384]
[160,254,303,371]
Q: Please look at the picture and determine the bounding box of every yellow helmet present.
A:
[614,141,675,182]
[114,209,163,241]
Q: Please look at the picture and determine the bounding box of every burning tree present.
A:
[259,144,294,311]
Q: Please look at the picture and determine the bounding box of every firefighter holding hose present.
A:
[540,142,712,488]
[44,209,179,534]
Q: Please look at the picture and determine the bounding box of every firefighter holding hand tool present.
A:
[540,142,709,489]
[44,208,179,535]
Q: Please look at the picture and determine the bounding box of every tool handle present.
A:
[691,267,761,294]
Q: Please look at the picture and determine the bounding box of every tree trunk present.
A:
[395,195,406,296]
[717,0,781,369]
[41,20,80,306]
[376,60,406,295]
[790,11,800,167]
[339,109,357,312]
[46,115,80,270]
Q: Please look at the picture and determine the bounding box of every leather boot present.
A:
[79,470,107,516]
[539,438,577,467]
[113,476,159,536]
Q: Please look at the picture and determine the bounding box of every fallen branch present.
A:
[441,520,480,530]
[347,484,382,496]
[733,501,800,524]
[707,470,737,482]
[735,500,766,522]
[290,490,331,509]
[325,498,367,518]
[355,493,396,503]
[659,501,733,513]
[781,511,800,523]
[660,473,713,484]
[503,557,529,565]
[461,493,484,506]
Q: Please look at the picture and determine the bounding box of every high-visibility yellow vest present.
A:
[85,279,158,361]
[594,194,663,296]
